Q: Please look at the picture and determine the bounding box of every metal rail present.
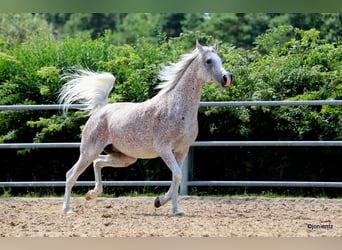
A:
[1,140,342,149]
[0,100,341,193]
[200,100,342,107]
[1,180,342,188]
[0,104,86,111]
[0,181,171,187]
[1,100,342,111]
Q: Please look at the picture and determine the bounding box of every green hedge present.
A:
[0,27,341,196]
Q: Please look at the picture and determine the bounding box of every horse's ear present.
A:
[196,40,204,52]
[213,41,218,51]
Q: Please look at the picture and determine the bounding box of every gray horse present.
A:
[60,41,232,216]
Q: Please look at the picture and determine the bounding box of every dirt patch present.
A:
[1,196,341,237]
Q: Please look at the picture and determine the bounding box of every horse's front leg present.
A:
[155,149,187,216]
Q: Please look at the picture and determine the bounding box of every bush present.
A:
[0,27,341,196]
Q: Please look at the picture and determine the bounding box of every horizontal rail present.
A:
[0,141,342,149]
[1,141,342,149]
[0,143,81,149]
[186,181,342,188]
[200,100,342,107]
[0,181,171,187]
[1,180,342,188]
[193,141,342,147]
[0,100,341,111]
[0,104,86,111]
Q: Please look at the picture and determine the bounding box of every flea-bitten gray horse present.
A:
[60,41,232,216]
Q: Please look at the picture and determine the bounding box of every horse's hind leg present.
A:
[63,143,105,214]
[63,153,98,214]
[85,151,137,200]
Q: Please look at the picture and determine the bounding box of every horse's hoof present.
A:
[173,209,185,216]
[85,193,92,200]
[85,190,97,200]
[63,208,73,215]
[154,197,161,208]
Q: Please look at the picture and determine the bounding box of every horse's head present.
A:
[196,41,232,88]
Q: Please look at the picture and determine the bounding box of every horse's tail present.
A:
[59,69,115,114]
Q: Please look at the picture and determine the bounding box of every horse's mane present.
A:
[156,48,200,96]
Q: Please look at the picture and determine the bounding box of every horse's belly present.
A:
[112,140,159,159]
[121,148,159,159]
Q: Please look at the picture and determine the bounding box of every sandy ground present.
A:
[0,196,342,237]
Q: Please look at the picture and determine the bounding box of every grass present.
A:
[2,182,341,199]
[0,187,12,197]
[1,186,340,199]
[0,185,163,198]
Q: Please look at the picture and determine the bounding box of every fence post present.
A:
[180,147,193,195]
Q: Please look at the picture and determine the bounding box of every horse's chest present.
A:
[155,110,198,145]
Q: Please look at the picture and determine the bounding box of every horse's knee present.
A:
[173,170,182,183]
[66,168,74,180]
[65,172,76,188]
[93,156,105,169]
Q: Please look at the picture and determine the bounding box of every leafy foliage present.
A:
[0,14,341,196]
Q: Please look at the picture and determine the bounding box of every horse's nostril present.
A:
[222,74,231,87]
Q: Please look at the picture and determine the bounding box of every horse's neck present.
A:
[151,61,204,117]
[169,65,204,111]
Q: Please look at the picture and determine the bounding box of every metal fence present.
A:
[1,100,342,195]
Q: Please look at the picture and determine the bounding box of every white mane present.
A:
[156,48,200,95]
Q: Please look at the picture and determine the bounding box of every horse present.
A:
[60,41,232,216]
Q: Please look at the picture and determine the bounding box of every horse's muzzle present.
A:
[222,73,232,88]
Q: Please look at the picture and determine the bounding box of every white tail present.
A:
[59,69,115,114]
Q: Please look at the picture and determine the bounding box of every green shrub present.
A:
[0,27,341,196]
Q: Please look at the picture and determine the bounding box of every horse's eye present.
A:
[206,58,212,64]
